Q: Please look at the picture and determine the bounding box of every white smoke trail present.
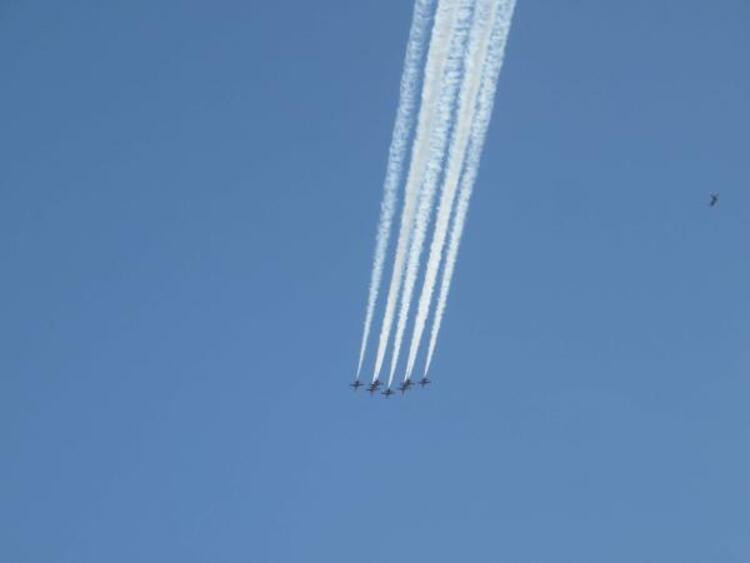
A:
[401,0,499,382]
[386,0,476,387]
[354,0,435,380]
[424,0,517,376]
[371,0,460,383]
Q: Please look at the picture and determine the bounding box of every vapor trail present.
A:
[371,0,459,383]
[386,0,476,387]
[424,0,517,376]
[354,0,435,380]
[403,0,499,382]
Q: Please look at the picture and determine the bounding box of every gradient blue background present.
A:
[2,1,748,561]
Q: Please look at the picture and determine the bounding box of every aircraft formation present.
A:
[350,376,431,397]
[352,0,518,394]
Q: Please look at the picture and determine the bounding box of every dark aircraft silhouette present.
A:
[382,387,395,398]
[398,380,414,394]
[350,380,363,391]
[418,376,431,388]
[367,381,382,395]
[710,193,719,207]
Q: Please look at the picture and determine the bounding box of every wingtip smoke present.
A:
[355,0,436,380]
[354,0,517,387]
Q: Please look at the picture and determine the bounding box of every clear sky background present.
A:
[1,1,748,561]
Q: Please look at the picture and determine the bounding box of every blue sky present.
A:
[1,1,748,561]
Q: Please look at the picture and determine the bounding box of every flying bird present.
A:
[709,193,719,207]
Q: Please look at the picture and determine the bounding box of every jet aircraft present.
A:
[367,381,382,395]
[398,380,414,394]
[350,380,363,390]
[382,387,395,398]
[418,377,431,388]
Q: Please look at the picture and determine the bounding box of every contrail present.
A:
[386,0,476,387]
[371,0,460,383]
[424,0,517,377]
[403,0,499,382]
[354,0,435,380]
